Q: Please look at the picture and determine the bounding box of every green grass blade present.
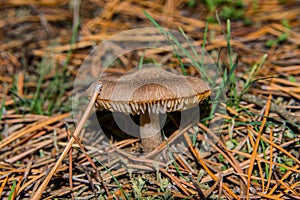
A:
[93,157,129,200]
[138,51,145,70]
[8,180,16,200]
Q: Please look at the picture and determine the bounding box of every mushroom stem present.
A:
[140,112,162,152]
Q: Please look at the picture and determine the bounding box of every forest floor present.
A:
[0,0,300,199]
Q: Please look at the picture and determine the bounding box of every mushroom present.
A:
[88,67,211,152]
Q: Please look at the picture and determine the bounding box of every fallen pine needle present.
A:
[246,94,272,198]
[31,84,102,200]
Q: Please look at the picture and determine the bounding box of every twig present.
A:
[218,173,223,200]
[246,94,272,198]
[196,123,248,187]
[241,93,300,126]
[189,173,206,200]
[0,113,69,149]
[273,172,299,197]
[204,179,219,199]
[65,123,110,196]
[265,127,274,192]
[0,176,8,199]
[160,168,190,196]
[31,84,102,200]
[248,127,300,166]
[65,125,74,200]
[183,132,240,199]
[18,159,33,196]
[81,165,98,199]
[17,71,24,97]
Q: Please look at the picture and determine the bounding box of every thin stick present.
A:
[183,132,239,199]
[160,168,190,196]
[66,126,74,199]
[265,127,274,192]
[0,113,69,149]
[32,84,102,200]
[17,71,24,97]
[189,173,206,200]
[246,94,272,198]
[0,176,8,199]
[241,93,299,126]
[66,124,110,196]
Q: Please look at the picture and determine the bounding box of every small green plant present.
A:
[30,56,52,114]
[14,54,72,115]
[132,176,146,199]
[265,19,290,47]
[205,0,235,12]
[218,154,225,162]
[10,56,72,115]
[221,5,244,20]
[225,19,238,100]
[204,0,248,22]
[93,155,128,199]
[284,129,296,139]
[279,155,294,173]
[240,54,267,98]
[187,0,197,8]
[288,75,296,83]
[7,18,80,116]
[265,32,288,47]
[278,0,287,4]
[226,138,239,150]
[158,176,172,199]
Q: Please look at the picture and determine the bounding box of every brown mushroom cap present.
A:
[88,67,211,115]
